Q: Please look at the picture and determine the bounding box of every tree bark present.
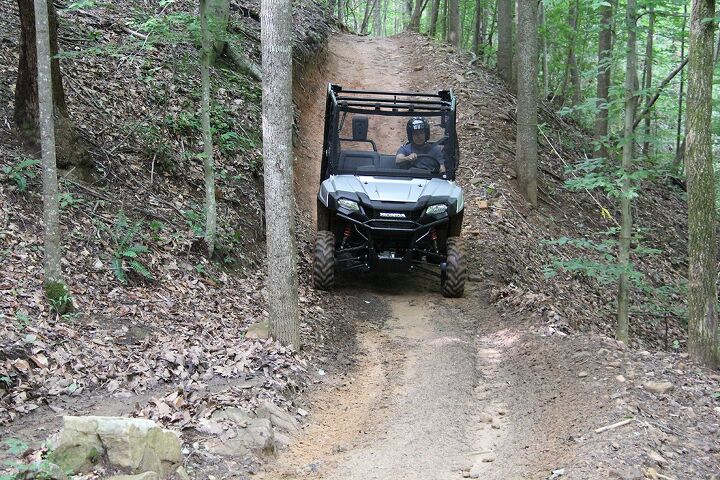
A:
[616,0,638,344]
[408,0,429,31]
[633,56,688,130]
[472,0,483,54]
[261,0,300,347]
[594,0,613,160]
[641,7,654,156]
[16,0,85,169]
[675,1,688,167]
[539,1,548,97]
[516,0,538,206]
[559,0,581,106]
[361,0,375,33]
[497,0,513,83]
[686,0,718,368]
[206,0,229,60]
[374,0,383,36]
[429,0,441,36]
[200,0,217,258]
[447,0,460,46]
[35,0,70,313]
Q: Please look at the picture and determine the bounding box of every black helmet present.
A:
[406,117,430,143]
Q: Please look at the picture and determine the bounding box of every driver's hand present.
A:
[409,153,418,161]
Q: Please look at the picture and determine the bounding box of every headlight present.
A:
[425,204,448,215]
[338,198,359,212]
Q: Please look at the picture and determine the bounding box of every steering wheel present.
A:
[412,154,442,173]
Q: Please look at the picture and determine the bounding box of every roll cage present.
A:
[320,84,459,182]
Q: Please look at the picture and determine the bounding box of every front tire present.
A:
[441,237,466,298]
[312,231,335,290]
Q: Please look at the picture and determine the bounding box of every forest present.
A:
[0,0,719,478]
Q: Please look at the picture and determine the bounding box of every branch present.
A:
[633,57,688,130]
[225,45,262,82]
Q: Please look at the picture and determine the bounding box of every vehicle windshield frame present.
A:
[320,84,459,182]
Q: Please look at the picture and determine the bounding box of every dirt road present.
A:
[272,32,720,480]
[273,33,603,480]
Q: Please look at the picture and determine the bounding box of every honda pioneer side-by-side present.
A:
[312,84,466,297]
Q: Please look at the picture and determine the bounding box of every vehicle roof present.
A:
[328,84,456,117]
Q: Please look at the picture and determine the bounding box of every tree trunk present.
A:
[441,0,448,40]
[408,0,428,31]
[361,0,374,33]
[641,7,654,156]
[715,20,720,63]
[472,0,482,53]
[616,0,638,344]
[674,1,688,168]
[374,0,383,36]
[569,0,581,105]
[447,0,460,45]
[16,0,85,169]
[200,0,217,258]
[516,0,538,206]
[594,0,613,160]
[497,0,513,83]
[485,1,497,62]
[560,0,581,106]
[206,0,229,60]
[686,0,718,368]
[261,0,300,347]
[460,0,469,48]
[35,0,70,313]
[429,0,441,36]
[539,1,548,97]
[338,0,345,23]
[329,0,337,16]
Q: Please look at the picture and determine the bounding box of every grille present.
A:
[367,219,416,229]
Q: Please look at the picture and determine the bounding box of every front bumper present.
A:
[334,212,449,273]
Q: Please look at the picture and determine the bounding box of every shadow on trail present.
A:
[334,270,441,298]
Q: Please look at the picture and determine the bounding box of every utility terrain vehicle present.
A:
[312,84,465,297]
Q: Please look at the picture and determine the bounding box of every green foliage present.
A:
[128,10,200,45]
[59,192,84,209]
[44,281,73,315]
[0,438,66,480]
[1,158,40,192]
[183,208,206,238]
[66,0,96,10]
[14,311,31,330]
[102,212,153,284]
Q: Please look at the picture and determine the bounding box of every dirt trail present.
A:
[269,33,603,480]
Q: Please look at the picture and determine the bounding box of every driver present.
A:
[395,117,446,174]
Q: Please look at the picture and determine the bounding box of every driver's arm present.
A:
[395,152,417,164]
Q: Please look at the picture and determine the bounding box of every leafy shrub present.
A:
[102,212,153,284]
[2,158,40,191]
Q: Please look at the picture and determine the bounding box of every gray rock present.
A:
[213,407,253,427]
[107,473,159,480]
[478,412,493,423]
[607,467,643,480]
[207,418,276,457]
[53,416,181,477]
[646,450,668,465]
[644,381,674,395]
[256,400,300,434]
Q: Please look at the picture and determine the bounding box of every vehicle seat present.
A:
[338,150,379,171]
